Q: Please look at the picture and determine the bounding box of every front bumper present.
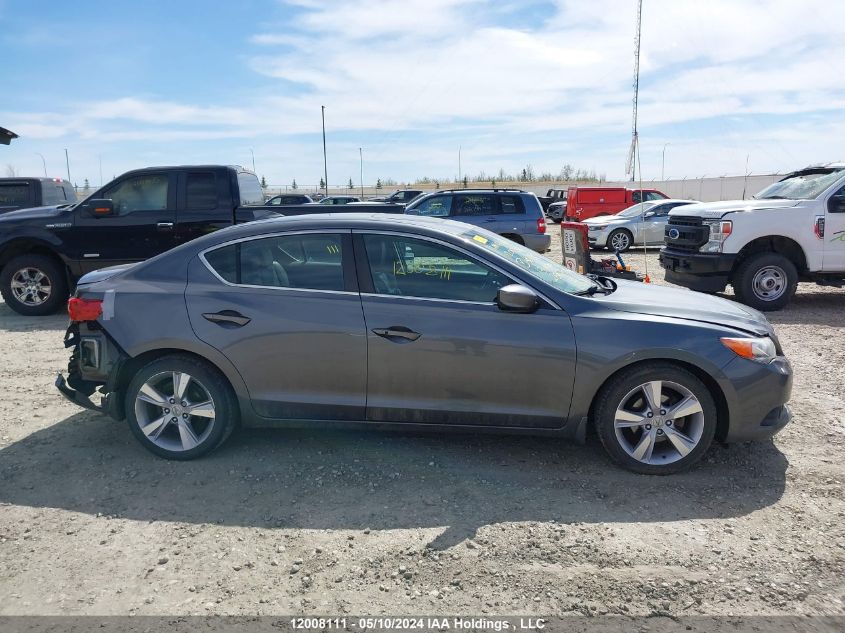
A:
[548,206,566,220]
[721,356,792,443]
[659,248,737,293]
[587,227,610,248]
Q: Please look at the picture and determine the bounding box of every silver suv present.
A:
[404,189,551,252]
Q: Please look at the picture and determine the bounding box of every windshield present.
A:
[755,169,845,200]
[617,201,658,218]
[459,229,594,294]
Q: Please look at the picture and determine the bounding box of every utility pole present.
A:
[321,106,328,197]
[458,146,462,185]
[661,143,670,181]
[249,148,256,173]
[99,155,104,186]
[626,0,642,182]
[359,147,364,198]
[35,153,47,177]
[64,148,71,184]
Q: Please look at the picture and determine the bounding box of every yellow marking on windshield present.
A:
[472,235,489,244]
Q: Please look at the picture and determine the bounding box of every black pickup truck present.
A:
[0,165,401,316]
[0,177,77,213]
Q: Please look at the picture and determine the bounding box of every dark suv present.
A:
[404,189,550,252]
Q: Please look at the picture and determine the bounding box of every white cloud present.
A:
[3,0,844,183]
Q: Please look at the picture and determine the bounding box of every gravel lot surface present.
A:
[0,227,843,617]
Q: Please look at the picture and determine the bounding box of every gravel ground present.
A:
[0,227,843,617]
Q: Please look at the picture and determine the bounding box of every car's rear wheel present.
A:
[125,355,238,460]
[0,254,69,316]
[608,228,633,253]
[594,362,717,474]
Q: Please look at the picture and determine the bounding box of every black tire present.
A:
[732,252,797,311]
[0,254,69,316]
[607,228,633,253]
[125,354,239,460]
[593,362,717,475]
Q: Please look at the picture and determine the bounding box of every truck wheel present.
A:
[732,252,797,311]
[608,229,633,252]
[0,254,69,316]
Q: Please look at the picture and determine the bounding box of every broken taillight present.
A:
[67,297,103,322]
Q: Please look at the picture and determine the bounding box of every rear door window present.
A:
[186,172,218,209]
[452,195,498,216]
[204,233,346,291]
[499,195,525,215]
[237,172,264,206]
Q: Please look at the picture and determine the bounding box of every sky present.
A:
[1,0,844,189]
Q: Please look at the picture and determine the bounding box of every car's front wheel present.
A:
[607,228,633,253]
[125,355,238,460]
[594,362,717,474]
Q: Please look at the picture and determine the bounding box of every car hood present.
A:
[594,279,772,336]
[668,199,801,220]
[0,204,70,223]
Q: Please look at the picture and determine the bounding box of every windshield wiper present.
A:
[574,276,614,296]
[758,195,789,200]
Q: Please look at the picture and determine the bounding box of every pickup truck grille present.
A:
[664,216,709,252]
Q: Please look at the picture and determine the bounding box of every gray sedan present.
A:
[57,214,791,474]
[585,199,698,252]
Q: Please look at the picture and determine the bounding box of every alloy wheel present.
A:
[610,231,631,251]
[10,267,51,306]
[134,371,216,452]
[613,380,705,465]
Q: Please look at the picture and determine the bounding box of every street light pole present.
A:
[249,148,256,173]
[359,147,364,198]
[458,146,461,186]
[64,148,71,184]
[661,143,670,181]
[321,106,328,196]
[35,153,47,177]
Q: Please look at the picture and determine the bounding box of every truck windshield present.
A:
[459,229,595,295]
[755,168,845,200]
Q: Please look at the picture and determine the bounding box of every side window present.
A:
[362,234,510,302]
[499,195,525,214]
[631,191,642,204]
[0,183,31,207]
[204,233,345,291]
[453,195,498,216]
[646,191,666,201]
[101,174,169,216]
[186,172,218,210]
[414,195,452,217]
[830,185,845,213]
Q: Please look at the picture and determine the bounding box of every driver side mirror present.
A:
[643,211,656,218]
[85,199,114,217]
[496,284,539,313]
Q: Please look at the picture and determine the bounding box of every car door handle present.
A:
[157,222,174,230]
[202,310,251,327]
[371,326,421,342]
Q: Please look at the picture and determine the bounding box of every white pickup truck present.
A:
[659,163,845,310]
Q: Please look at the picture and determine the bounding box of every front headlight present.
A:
[700,220,732,253]
[720,336,777,363]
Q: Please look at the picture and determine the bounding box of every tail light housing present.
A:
[68,297,103,322]
[537,216,547,234]
[814,217,825,239]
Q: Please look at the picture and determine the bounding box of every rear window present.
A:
[186,172,218,210]
[0,183,31,206]
[237,172,265,206]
